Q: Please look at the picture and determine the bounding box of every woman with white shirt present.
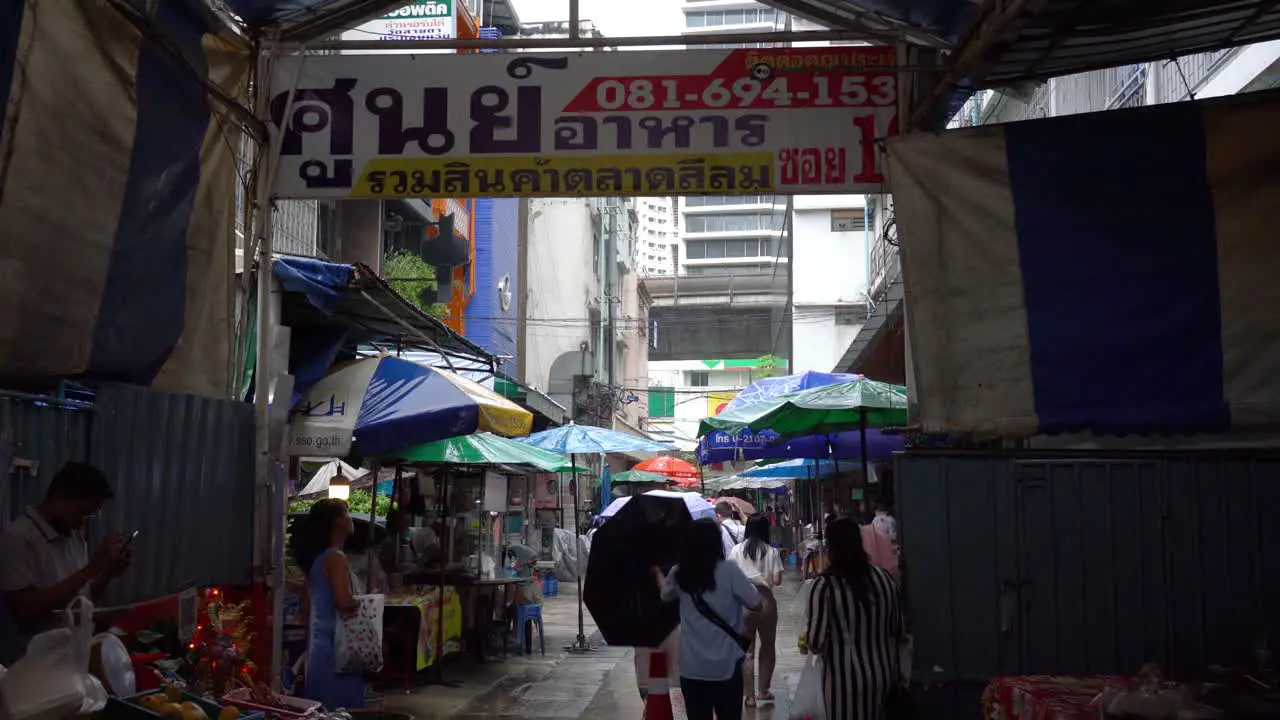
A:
[728,514,783,707]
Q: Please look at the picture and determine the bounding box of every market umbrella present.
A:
[600,489,716,520]
[611,469,673,485]
[291,355,533,457]
[392,432,585,473]
[516,423,673,652]
[698,377,909,491]
[710,496,756,517]
[584,492,712,647]
[742,458,839,480]
[631,456,700,489]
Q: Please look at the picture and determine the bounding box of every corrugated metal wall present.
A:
[898,450,1280,683]
[89,385,255,605]
[0,393,92,520]
[2,386,254,606]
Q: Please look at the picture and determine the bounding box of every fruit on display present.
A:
[216,706,241,720]
[180,701,209,720]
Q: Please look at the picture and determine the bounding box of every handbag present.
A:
[334,594,385,673]
[689,594,752,653]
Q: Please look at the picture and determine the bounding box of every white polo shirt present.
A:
[0,507,91,664]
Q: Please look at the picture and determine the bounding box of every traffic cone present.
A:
[643,650,674,720]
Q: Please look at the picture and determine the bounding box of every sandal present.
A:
[744,695,757,708]
[758,692,776,704]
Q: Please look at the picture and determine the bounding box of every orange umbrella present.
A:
[632,455,699,483]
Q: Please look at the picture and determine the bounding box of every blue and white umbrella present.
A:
[516,423,673,455]
[742,458,840,480]
[517,423,671,652]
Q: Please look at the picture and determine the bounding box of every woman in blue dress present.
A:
[290,499,364,709]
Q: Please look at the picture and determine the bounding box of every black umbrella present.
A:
[583,493,692,647]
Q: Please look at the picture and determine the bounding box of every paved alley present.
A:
[382,574,811,720]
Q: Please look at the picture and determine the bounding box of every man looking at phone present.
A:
[0,461,132,665]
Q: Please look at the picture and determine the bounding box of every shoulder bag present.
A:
[689,593,752,653]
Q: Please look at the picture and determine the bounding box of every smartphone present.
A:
[123,529,140,549]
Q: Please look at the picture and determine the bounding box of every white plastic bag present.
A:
[335,594,384,673]
[0,597,103,720]
[789,654,827,720]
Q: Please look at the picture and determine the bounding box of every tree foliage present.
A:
[754,354,784,379]
[383,249,448,317]
[288,489,391,518]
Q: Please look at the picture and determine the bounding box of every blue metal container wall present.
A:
[898,451,1280,682]
[89,385,255,605]
[0,394,92,518]
[466,198,520,375]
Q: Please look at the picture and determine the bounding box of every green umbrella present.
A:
[395,432,586,473]
[611,469,672,485]
[697,378,908,483]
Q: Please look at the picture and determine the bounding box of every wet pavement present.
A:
[381,573,811,719]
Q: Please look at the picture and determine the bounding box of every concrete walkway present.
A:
[382,574,811,719]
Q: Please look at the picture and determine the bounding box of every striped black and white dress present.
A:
[806,566,903,720]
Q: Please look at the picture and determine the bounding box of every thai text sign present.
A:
[344,1,455,42]
[270,47,898,199]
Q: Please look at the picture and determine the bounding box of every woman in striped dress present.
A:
[805,516,904,720]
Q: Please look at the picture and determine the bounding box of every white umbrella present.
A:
[295,459,371,500]
[599,490,717,521]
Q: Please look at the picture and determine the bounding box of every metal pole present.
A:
[568,0,579,39]
[276,29,903,53]
[567,453,593,653]
[248,44,284,691]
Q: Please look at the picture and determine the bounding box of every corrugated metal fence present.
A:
[898,450,1280,684]
[2,385,254,606]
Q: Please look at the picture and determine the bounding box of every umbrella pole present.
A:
[433,467,457,686]
[698,458,705,496]
[858,414,869,516]
[567,453,593,653]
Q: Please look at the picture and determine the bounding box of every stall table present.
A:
[462,576,533,662]
[376,586,463,692]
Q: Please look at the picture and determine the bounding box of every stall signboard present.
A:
[707,391,737,416]
[269,46,898,199]
[341,1,456,43]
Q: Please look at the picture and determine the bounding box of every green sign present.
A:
[697,358,788,370]
[383,1,453,19]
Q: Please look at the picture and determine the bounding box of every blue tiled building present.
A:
[466,198,521,376]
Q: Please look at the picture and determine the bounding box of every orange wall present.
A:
[432,198,476,334]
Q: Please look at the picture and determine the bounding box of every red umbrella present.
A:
[633,455,699,482]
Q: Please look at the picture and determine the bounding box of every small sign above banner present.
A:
[269,47,899,199]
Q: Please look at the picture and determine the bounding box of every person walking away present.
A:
[653,519,761,720]
[728,515,782,707]
[802,516,904,720]
[716,502,745,544]
[0,462,131,666]
[290,500,365,709]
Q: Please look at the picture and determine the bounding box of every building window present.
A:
[688,371,710,387]
[649,386,675,417]
[685,195,776,207]
[685,238,780,259]
[831,209,867,232]
[685,213,784,234]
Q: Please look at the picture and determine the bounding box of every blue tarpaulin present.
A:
[273,256,352,315]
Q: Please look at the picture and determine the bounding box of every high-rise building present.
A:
[636,197,676,277]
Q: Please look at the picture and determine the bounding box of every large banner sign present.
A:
[269,47,898,199]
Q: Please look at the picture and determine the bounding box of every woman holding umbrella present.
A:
[652,519,761,720]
